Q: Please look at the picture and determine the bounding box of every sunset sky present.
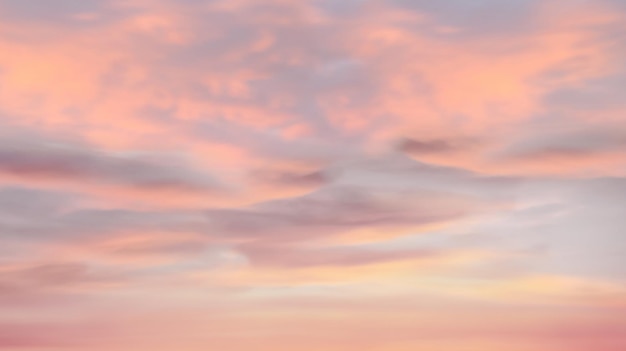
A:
[0,0,625,350]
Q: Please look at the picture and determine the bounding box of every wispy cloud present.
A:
[0,0,625,349]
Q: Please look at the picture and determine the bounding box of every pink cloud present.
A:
[0,0,624,350]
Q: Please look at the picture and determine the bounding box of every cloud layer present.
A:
[0,0,625,350]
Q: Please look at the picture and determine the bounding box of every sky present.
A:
[0,0,625,350]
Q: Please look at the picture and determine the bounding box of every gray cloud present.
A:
[205,183,477,245]
[392,0,537,37]
[398,138,458,155]
[0,138,222,193]
[237,242,439,268]
[331,153,524,200]
[0,153,520,275]
[0,187,77,218]
[545,73,626,111]
[494,126,626,162]
[0,0,103,20]
[250,169,330,188]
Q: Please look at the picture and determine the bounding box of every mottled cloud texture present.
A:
[0,0,625,350]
